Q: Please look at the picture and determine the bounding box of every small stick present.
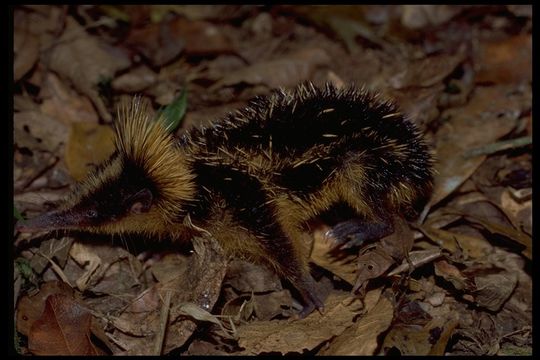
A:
[464,136,532,158]
[153,290,172,355]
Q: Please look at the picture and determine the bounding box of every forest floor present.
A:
[13,5,532,355]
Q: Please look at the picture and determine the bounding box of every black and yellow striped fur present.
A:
[18,82,433,316]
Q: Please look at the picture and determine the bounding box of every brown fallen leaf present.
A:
[444,204,532,259]
[40,73,99,125]
[475,34,532,85]
[16,281,74,336]
[506,4,532,18]
[67,242,142,295]
[237,292,361,355]
[111,65,158,92]
[187,339,229,355]
[433,259,472,292]
[224,260,283,293]
[150,253,189,283]
[48,17,131,121]
[110,236,227,355]
[436,257,518,312]
[212,48,331,90]
[427,85,525,210]
[401,5,463,29]
[13,149,59,192]
[252,290,293,321]
[29,236,75,275]
[64,122,116,181]
[148,5,250,22]
[14,111,69,153]
[382,316,459,355]
[14,10,40,82]
[221,293,256,323]
[470,271,517,312]
[388,51,465,89]
[28,294,103,355]
[170,18,235,56]
[418,226,492,259]
[319,291,394,355]
[391,84,443,128]
[14,190,65,221]
[353,216,414,293]
[499,188,532,235]
[124,20,184,67]
[354,247,394,294]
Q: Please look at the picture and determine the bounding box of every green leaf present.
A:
[14,206,24,221]
[156,87,188,133]
[15,258,34,282]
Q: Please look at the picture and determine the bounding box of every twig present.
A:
[36,251,72,287]
[153,290,172,355]
[464,136,532,158]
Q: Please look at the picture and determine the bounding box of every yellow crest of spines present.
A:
[115,97,196,222]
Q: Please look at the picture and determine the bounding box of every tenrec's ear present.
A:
[129,188,153,214]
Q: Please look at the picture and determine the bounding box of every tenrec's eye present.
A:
[86,210,98,218]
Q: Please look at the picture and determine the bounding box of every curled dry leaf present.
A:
[212,48,331,89]
[69,242,102,292]
[28,294,104,355]
[433,259,471,291]
[319,292,394,355]
[221,293,257,323]
[48,17,131,121]
[354,216,414,293]
[237,292,361,355]
[354,247,394,294]
[67,242,142,295]
[64,122,116,181]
